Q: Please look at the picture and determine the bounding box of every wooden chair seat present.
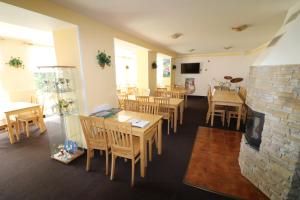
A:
[17,109,42,138]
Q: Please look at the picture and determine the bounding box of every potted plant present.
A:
[7,57,24,69]
[152,62,157,69]
[96,50,111,68]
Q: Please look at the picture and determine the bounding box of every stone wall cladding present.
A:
[239,65,300,200]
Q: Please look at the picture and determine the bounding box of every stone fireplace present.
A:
[239,65,300,199]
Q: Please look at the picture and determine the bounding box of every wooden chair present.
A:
[155,90,167,97]
[227,106,247,127]
[154,97,173,134]
[227,87,247,127]
[206,87,226,126]
[16,105,44,138]
[0,118,7,132]
[136,96,150,103]
[105,119,140,187]
[157,87,167,92]
[127,87,138,95]
[138,88,150,96]
[124,100,139,112]
[173,84,185,90]
[80,116,110,175]
[138,102,159,162]
[117,94,128,109]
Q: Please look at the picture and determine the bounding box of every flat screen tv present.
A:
[181,63,200,74]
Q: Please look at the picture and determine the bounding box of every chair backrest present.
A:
[139,102,159,115]
[171,91,184,99]
[239,87,247,101]
[117,94,128,109]
[127,87,138,95]
[124,100,139,112]
[157,87,167,92]
[136,96,150,103]
[154,97,170,114]
[138,88,150,96]
[173,84,185,90]
[105,119,134,157]
[79,115,109,150]
[155,90,168,97]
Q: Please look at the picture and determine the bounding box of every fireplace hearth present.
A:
[239,65,300,200]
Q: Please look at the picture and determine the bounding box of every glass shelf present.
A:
[35,66,84,164]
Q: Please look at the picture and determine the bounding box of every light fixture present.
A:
[171,33,183,39]
[231,24,249,32]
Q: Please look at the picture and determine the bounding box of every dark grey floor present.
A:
[0,97,241,200]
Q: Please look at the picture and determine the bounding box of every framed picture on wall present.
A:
[163,58,171,77]
[185,78,195,94]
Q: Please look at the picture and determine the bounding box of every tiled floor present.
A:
[184,127,269,200]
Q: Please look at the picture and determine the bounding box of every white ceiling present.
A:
[51,0,298,54]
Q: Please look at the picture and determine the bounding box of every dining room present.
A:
[1,1,300,200]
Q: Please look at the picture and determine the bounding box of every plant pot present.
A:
[99,63,105,68]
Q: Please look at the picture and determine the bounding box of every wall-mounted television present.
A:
[181,63,200,74]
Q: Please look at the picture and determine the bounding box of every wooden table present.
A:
[128,96,184,133]
[2,102,47,144]
[112,110,163,178]
[211,90,244,130]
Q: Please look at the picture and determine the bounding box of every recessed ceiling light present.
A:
[224,46,233,50]
[231,24,249,32]
[171,33,183,39]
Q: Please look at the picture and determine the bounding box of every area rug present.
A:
[183,127,268,200]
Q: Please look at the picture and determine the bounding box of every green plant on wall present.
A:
[7,57,24,69]
[96,50,111,68]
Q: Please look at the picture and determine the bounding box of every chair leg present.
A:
[131,159,135,187]
[222,113,225,127]
[206,112,210,123]
[25,121,30,138]
[227,113,230,127]
[110,154,116,181]
[149,140,152,162]
[167,119,170,135]
[105,150,109,175]
[86,149,91,171]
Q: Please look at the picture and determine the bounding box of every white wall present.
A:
[175,54,258,96]
[254,1,300,66]
[0,38,56,103]
[1,0,176,114]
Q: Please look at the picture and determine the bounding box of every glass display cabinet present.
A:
[35,66,84,164]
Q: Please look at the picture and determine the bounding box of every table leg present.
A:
[211,102,215,127]
[5,114,16,144]
[158,120,162,155]
[237,104,242,130]
[140,135,146,177]
[38,108,47,133]
[180,102,184,125]
[174,107,178,133]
